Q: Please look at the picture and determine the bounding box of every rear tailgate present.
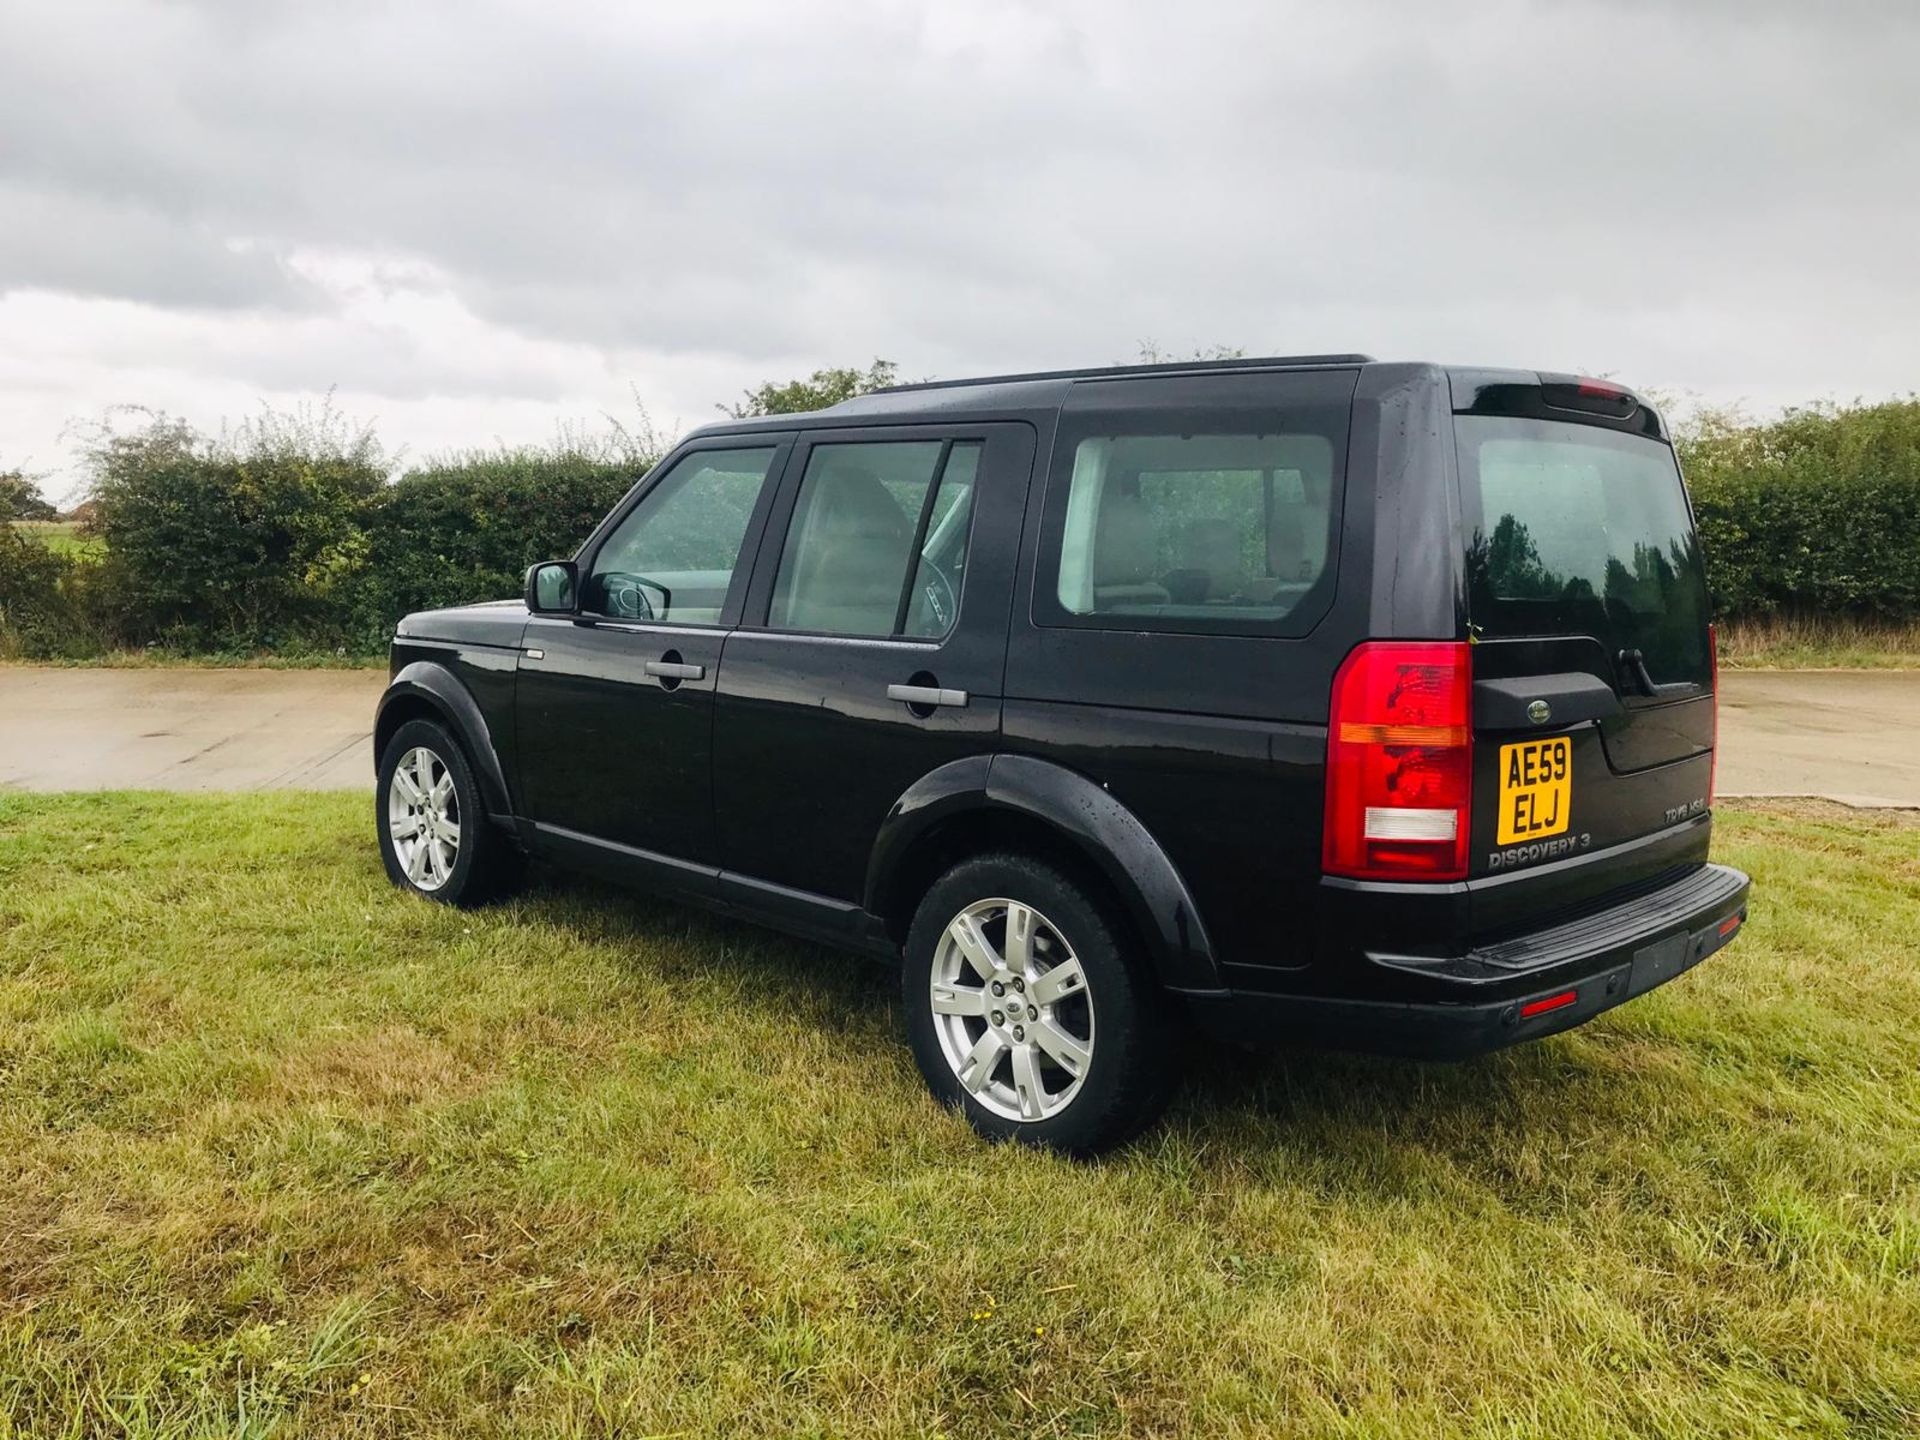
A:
[1451,375,1716,936]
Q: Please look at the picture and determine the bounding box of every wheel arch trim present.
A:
[865,753,1221,991]
[374,662,514,819]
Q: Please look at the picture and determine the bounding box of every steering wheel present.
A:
[599,572,671,621]
[913,556,957,635]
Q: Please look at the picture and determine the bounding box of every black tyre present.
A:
[375,718,520,906]
[903,852,1178,1155]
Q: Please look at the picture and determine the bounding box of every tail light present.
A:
[1323,641,1473,881]
[1707,621,1719,806]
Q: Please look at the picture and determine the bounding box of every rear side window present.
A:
[1457,415,1710,684]
[1033,371,1351,637]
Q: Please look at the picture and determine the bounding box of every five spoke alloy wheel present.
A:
[930,897,1095,1123]
[387,745,461,892]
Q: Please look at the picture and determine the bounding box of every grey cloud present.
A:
[1,0,1916,420]
[0,183,317,310]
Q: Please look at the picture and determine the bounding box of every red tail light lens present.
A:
[1324,641,1473,881]
[1707,621,1719,806]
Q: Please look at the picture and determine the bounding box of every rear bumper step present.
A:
[1184,863,1750,1059]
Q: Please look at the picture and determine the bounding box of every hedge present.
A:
[3,394,1919,660]
[350,448,641,650]
[1678,398,1920,621]
[0,407,658,660]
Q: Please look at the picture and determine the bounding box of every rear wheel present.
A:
[903,853,1177,1155]
[376,718,520,905]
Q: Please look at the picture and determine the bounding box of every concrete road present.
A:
[1715,670,1920,807]
[0,667,386,792]
[1,666,1916,805]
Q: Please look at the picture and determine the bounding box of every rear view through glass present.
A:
[1053,431,1335,626]
[1456,416,1710,688]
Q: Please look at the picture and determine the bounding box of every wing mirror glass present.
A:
[525,561,577,614]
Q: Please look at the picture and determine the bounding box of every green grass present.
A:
[0,650,387,670]
[1719,616,1920,670]
[10,518,105,560]
[0,795,1915,1438]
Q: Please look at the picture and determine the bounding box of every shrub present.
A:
[77,403,386,652]
[0,525,100,658]
[1680,398,1920,621]
[349,434,655,648]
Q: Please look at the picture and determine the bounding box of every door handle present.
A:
[887,683,968,709]
[645,660,705,681]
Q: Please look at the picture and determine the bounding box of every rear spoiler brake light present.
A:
[1538,373,1639,420]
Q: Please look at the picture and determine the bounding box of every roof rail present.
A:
[868,353,1375,397]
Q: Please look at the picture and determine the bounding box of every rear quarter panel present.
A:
[1000,366,1462,979]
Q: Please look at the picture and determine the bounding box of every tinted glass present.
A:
[771,440,980,638]
[585,446,778,623]
[1456,416,1710,684]
[903,443,979,638]
[1052,431,1335,626]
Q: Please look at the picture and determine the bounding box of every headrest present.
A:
[1094,493,1159,585]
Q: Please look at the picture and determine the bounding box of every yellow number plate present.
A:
[1496,736,1572,846]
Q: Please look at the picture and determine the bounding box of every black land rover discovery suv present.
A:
[375,356,1749,1153]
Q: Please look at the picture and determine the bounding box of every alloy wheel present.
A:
[387,746,460,892]
[929,897,1094,1122]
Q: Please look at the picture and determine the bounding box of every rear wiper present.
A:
[1616,648,1701,701]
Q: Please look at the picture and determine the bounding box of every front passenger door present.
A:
[516,437,791,876]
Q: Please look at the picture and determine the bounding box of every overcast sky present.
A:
[3,0,1916,502]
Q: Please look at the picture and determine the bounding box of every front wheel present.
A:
[376,718,520,906]
[903,853,1178,1155]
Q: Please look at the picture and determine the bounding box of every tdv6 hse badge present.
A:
[1489,736,1587,870]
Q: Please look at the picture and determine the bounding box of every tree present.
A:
[723,360,900,418]
[1133,342,1248,364]
[0,469,57,521]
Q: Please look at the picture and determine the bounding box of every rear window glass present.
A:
[1456,416,1710,685]
[1049,431,1336,629]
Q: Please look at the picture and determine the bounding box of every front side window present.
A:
[1050,431,1336,629]
[769,440,982,638]
[584,446,779,623]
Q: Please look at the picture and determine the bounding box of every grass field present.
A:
[1718,616,1920,670]
[0,649,387,670]
[9,519,104,560]
[0,794,1915,1438]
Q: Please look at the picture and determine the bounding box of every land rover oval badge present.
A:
[1527,699,1552,725]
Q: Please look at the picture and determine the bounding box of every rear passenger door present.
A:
[711,423,1035,906]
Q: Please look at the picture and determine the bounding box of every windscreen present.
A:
[1456,416,1711,687]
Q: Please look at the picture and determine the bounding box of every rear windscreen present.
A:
[1456,415,1710,686]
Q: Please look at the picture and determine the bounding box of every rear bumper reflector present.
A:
[1518,989,1579,1019]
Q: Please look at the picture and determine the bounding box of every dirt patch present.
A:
[263,1028,483,1110]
